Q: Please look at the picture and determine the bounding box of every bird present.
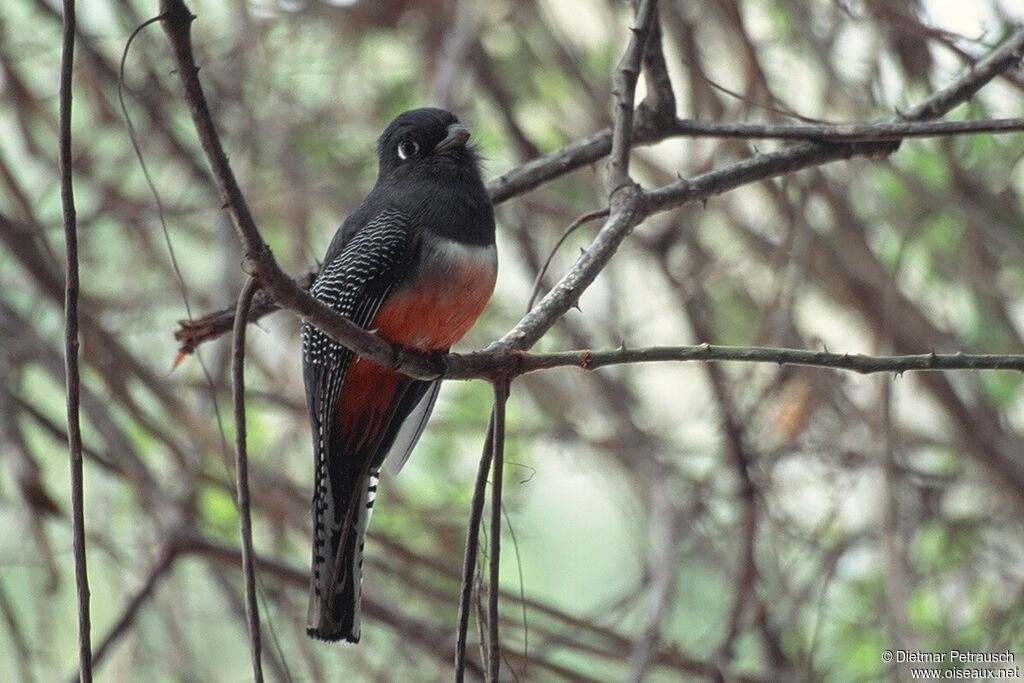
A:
[301,108,496,642]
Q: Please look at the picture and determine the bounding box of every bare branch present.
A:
[59,1,92,679]
[664,116,1024,142]
[486,380,509,682]
[449,344,1024,378]
[456,413,496,682]
[606,0,658,194]
[231,276,263,682]
[525,208,608,312]
[637,8,676,128]
[649,25,1024,209]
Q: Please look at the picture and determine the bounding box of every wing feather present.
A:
[302,209,411,640]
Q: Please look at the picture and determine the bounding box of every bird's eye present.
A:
[397,139,419,160]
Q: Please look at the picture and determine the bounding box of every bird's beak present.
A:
[434,123,471,152]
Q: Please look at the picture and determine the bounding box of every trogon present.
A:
[301,108,497,642]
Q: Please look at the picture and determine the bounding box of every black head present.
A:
[375,108,480,180]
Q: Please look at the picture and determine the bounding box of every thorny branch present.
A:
[606,0,657,195]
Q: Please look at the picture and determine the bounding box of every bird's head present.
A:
[375,108,480,181]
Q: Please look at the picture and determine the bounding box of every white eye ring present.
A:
[397,139,419,160]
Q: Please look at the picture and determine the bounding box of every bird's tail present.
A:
[307,471,377,642]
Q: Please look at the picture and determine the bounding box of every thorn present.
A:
[171,352,188,372]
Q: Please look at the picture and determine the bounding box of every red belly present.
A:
[334,261,495,451]
[372,258,495,350]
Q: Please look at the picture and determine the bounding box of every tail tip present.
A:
[306,626,360,644]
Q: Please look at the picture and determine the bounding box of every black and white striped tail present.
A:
[307,471,378,642]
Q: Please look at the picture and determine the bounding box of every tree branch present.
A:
[486,380,509,683]
[499,27,1024,354]
[665,116,1024,142]
[448,344,1024,378]
[455,413,496,682]
[231,276,263,682]
[606,0,657,194]
[59,1,92,679]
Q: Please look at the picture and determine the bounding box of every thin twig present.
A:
[455,412,496,682]
[59,1,92,680]
[232,276,264,683]
[487,379,510,682]
[526,208,608,312]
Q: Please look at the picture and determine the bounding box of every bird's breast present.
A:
[370,239,497,351]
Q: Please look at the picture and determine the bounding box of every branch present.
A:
[486,380,509,683]
[499,27,1024,351]
[606,0,657,194]
[231,276,263,682]
[664,116,1024,142]
[648,24,1024,209]
[59,0,92,679]
[449,344,1024,378]
[455,413,496,682]
[173,270,316,355]
[637,8,676,128]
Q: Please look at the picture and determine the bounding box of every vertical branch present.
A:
[232,276,263,683]
[455,412,496,682]
[486,379,510,682]
[606,0,658,194]
[58,1,93,680]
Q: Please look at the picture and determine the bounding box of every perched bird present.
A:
[301,108,496,642]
